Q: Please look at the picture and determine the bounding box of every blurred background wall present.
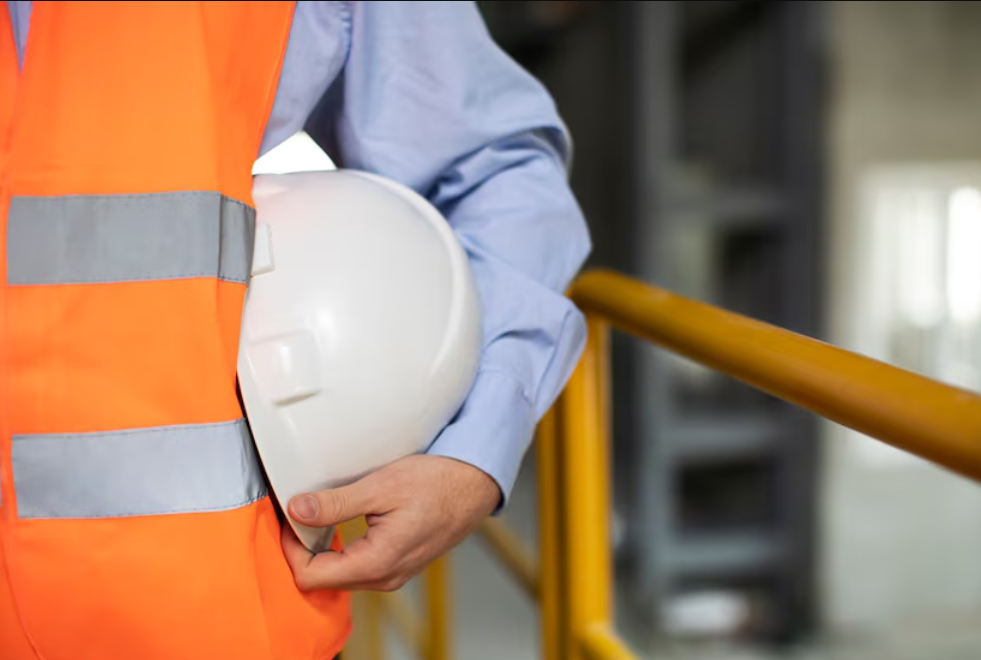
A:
[479,0,826,649]
[823,0,981,640]
[477,1,981,656]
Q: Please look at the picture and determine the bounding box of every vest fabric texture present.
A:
[0,3,351,658]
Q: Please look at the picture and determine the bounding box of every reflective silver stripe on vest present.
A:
[12,419,266,519]
[7,192,255,285]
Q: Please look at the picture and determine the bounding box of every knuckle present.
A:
[379,546,405,570]
[378,576,406,592]
[364,564,390,584]
[325,489,348,523]
[293,572,318,593]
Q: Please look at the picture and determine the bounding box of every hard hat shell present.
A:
[239,170,481,552]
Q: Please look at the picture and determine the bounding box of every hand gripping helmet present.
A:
[238,170,481,552]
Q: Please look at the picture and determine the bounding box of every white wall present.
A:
[823,0,981,637]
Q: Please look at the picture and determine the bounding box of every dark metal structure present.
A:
[479,0,826,648]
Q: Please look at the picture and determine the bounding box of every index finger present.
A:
[281,522,399,592]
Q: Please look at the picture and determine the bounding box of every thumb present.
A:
[288,480,373,528]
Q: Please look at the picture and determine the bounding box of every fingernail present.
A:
[291,495,319,522]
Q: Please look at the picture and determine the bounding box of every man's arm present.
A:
[283,0,590,591]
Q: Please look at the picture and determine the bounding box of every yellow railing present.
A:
[344,268,981,660]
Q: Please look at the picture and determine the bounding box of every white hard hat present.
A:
[238,170,482,552]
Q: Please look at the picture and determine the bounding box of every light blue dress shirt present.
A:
[4,1,590,504]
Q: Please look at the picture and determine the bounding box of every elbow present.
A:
[574,216,593,273]
[564,198,593,283]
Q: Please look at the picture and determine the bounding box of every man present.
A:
[0,2,589,659]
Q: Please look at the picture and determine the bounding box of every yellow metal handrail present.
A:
[476,517,538,600]
[345,268,981,660]
[571,269,981,481]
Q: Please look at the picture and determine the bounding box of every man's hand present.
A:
[282,454,501,592]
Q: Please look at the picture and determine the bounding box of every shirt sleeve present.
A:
[305,0,591,505]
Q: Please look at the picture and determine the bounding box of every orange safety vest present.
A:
[0,3,350,659]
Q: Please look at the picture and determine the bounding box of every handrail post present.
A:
[537,406,564,660]
[365,593,386,660]
[339,518,385,660]
[341,591,385,660]
[560,316,614,659]
[423,555,450,660]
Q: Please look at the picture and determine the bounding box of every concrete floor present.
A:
[377,461,981,660]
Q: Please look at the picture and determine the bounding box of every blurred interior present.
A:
[256,2,981,657]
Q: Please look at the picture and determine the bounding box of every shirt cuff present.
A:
[425,368,535,512]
